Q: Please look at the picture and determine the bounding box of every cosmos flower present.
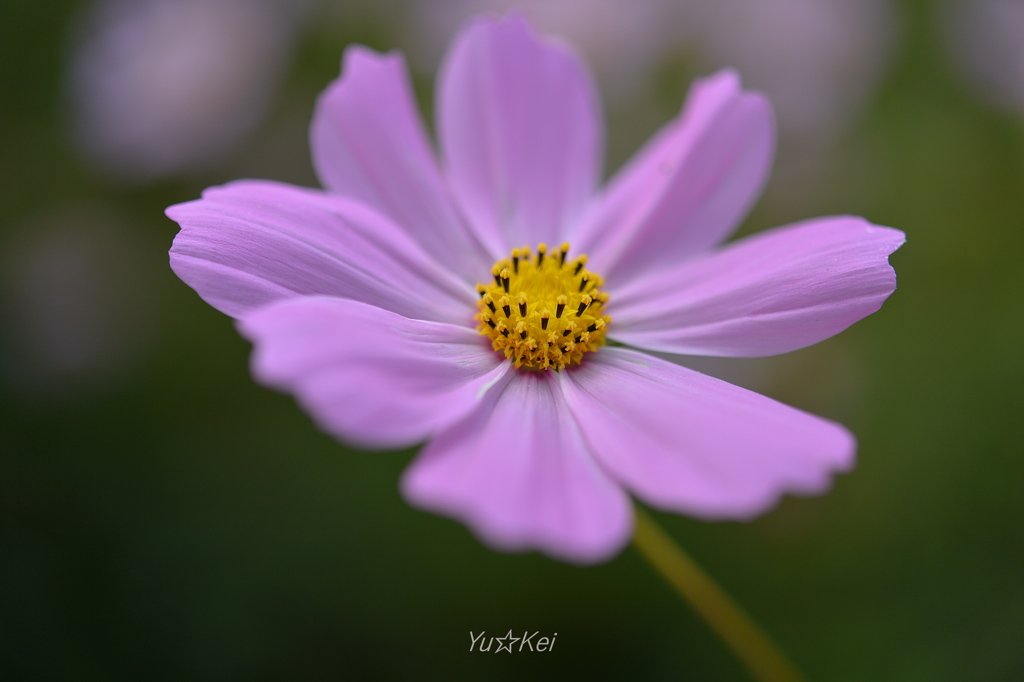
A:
[167,14,904,563]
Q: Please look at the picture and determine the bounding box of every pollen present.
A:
[475,243,611,370]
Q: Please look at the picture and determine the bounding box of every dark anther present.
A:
[578,276,589,292]
[487,301,496,313]
[576,302,588,316]
[559,248,568,266]
[563,329,572,337]
[519,330,528,340]
[502,303,512,317]
[555,302,565,318]
[574,335,582,343]
[500,328,510,337]
[518,301,527,317]
[486,319,496,328]
[537,251,545,268]
[587,323,598,332]
[541,317,549,330]
[501,277,510,293]
[493,273,502,287]
[512,256,519,274]
[573,262,584,275]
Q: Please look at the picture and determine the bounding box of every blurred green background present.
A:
[1,0,1021,680]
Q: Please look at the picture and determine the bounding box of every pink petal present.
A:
[167,180,473,323]
[574,70,774,285]
[310,46,495,282]
[609,217,905,357]
[437,13,602,253]
[561,348,855,519]
[238,297,509,449]
[401,370,632,564]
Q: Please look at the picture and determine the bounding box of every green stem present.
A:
[632,506,806,682]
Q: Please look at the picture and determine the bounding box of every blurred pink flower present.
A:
[685,0,896,141]
[167,14,904,563]
[941,0,1024,113]
[403,0,676,99]
[68,0,302,182]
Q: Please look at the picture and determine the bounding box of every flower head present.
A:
[167,14,904,563]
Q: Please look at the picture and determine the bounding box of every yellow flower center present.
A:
[475,242,611,371]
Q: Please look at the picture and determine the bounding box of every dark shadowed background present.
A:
[1,0,1021,680]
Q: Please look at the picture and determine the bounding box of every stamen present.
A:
[576,295,592,317]
[475,243,610,370]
